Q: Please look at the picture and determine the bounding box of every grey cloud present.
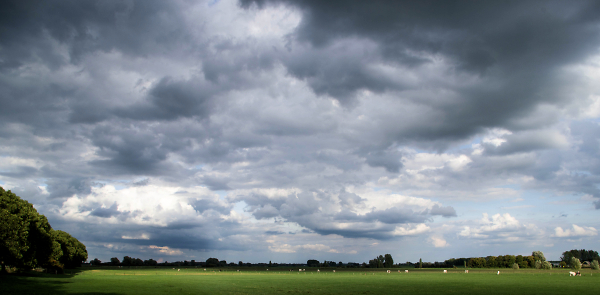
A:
[483,130,567,156]
[429,204,457,218]
[89,202,128,218]
[190,198,231,215]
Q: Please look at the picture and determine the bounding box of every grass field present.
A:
[2,267,599,295]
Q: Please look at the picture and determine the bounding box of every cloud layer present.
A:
[1,0,600,263]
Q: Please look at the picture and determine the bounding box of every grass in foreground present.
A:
[2,267,599,295]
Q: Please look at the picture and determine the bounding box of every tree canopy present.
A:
[0,187,87,272]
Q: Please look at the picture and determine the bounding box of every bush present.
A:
[542,261,552,270]
[570,257,582,270]
[592,260,599,270]
[534,260,542,269]
[512,263,519,269]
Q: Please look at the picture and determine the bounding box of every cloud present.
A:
[553,224,598,238]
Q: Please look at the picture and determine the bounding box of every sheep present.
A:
[178,269,180,272]
[317,269,320,272]
[386,270,390,273]
[465,270,469,273]
[443,270,447,273]
[405,270,409,273]
[569,271,576,276]
[333,270,336,273]
[497,271,500,275]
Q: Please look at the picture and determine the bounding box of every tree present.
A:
[570,257,582,270]
[532,251,546,262]
[206,258,219,267]
[144,259,157,266]
[591,260,599,270]
[110,257,120,266]
[561,249,600,264]
[0,187,55,271]
[307,259,319,267]
[542,261,552,270]
[239,261,243,266]
[122,256,133,266]
[419,258,422,269]
[512,263,519,269]
[91,258,101,266]
[51,230,87,268]
[384,254,394,268]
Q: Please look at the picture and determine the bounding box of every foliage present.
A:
[384,254,393,268]
[561,249,599,264]
[542,261,552,270]
[0,187,55,270]
[206,258,219,267]
[532,251,546,262]
[110,257,120,266]
[51,230,87,268]
[512,263,519,269]
[534,260,542,269]
[570,257,582,270]
[307,260,319,267]
[592,260,599,270]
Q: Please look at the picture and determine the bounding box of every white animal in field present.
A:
[178,269,180,272]
[333,270,336,273]
[465,270,469,273]
[317,269,320,272]
[303,269,305,271]
[569,272,576,276]
[405,270,408,273]
[398,270,400,273]
[497,271,500,275]
[443,270,447,273]
[386,270,390,273]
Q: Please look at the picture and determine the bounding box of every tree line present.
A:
[0,187,87,273]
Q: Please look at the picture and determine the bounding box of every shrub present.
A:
[512,263,519,269]
[570,257,582,270]
[534,260,542,269]
[542,261,552,270]
[592,260,599,270]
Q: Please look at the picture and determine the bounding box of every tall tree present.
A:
[384,254,393,268]
[0,187,54,270]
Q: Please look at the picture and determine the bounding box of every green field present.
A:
[2,267,599,295]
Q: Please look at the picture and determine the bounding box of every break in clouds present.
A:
[1,0,600,263]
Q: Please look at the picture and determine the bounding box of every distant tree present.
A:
[419,258,422,269]
[206,258,219,267]
[525,256,535,268]
[532,251,546,262]
[561,249,599,264]
[269,260,272,267]
[512,263,519,269]
[219,260,227,267]
[534,260,542,269]
[307,259,319,267]
[110,257,120,266]
[570,257,582,270]
[542,261,552,270]
[368,258,377,268]
[384,254,394,268]
[591,260,599,270]
[239,261,243,266]
[339,261,343,266]
[144,259,157,266]
[91,258,101,266]
[122,256,133,266]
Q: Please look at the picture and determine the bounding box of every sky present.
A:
[1,0,600,264]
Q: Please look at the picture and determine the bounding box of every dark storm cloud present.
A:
[242,0,600,145]
[0,0,189,66]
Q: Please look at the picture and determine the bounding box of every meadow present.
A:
[2,267,599,295]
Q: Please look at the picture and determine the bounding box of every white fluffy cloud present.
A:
[553,225,598,238]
